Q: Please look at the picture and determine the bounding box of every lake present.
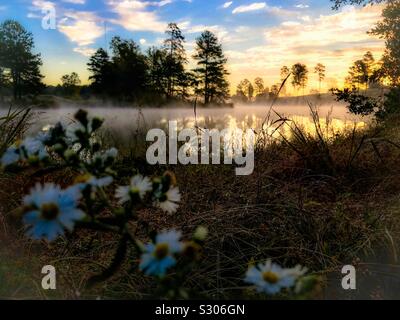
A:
[27,102,366,142]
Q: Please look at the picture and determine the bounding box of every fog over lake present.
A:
[26,102,365,139]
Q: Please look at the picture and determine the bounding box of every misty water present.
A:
[27,103,366,140]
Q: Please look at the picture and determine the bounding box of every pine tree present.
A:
[110,36,148,101]
[0,20,44,99]
[370,2,400,86]
[193,30,229,104]
[314,63,326,93]
[164,23,187,99]
[146,46,168,96]
[87,48,114,97]
[291,63,308,96]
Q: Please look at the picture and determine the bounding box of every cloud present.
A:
[58,11,104,46]
[140,38,147,45]
[31,0,56,10]
[295,4,309,9]
[232,2,266,14]
[107,0,167,32]
[157,0,173,6]
[62,0,86,4]
[0,5,7,11]
[222,1,233,9]
[180,22,229,40]
[73,47,96,57]
[226,5,385,89]
[231,2,297,17]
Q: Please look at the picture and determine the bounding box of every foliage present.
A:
[254,77,265,96]
[164,23,188,99]
[236,79,254,101]
[87,48,114,98]
[331,87,378,116]
[331,0,387,9]
[376,86,400,119]
[369,1,400,86]
[314,63,326,93]
[291,63,308,94]
[61,72,81,97]
[0,20,44,99]
[193,30,230,105]
[0,107,32,155]
[0,109,314,299]
[86,26,230,105]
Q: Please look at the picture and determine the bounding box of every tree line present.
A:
[0,0,399,105]
[0,21,230,105]
[233,62,326,102]
[85,23,229,105]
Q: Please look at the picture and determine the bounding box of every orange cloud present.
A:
[226,5,385,94]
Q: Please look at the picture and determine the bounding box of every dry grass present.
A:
[2,108,400,299]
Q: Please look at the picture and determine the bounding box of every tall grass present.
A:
[0,107,33,154]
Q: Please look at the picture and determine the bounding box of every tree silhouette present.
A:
[280,66,290,96]
[61,72,81,96]
[146,46,168,96]
[164,23,188,99]
[314,63,326,93]
[254,77,265,97]
[0,20,44,99]
[110,36,148,101]
[87,48,114,97]
[362,51,376,88]
[291,63,308,96]
[236,79,254,102]
[331,0,386,10]
[369,1,400,86]
[193,31,229,104]
[346,59,368,90]
[270,84,280,99]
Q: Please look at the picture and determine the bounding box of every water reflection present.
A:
[26,104,366,142]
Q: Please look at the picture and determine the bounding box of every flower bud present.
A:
[194,226,208,242]
[64,149,79,163]
[91,117,104,132]
[74,109,88,127]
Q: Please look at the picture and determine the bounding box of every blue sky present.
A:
[0,0,385,92]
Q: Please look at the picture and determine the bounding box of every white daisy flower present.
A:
[115,174,153,204]
[156,187,181,214]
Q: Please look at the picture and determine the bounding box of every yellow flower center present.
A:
[154,243,169,260]
[74,173,92,184]
[41,203,60,220]
[262,271,279,284]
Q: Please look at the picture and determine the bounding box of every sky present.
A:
[0,0,386,94]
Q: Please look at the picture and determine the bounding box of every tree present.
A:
[61,72,81,96]
[0,20,44,99]
[346,59,368,90]
[236,79,254,102]
[269,84,280,99]
[110,36,148,101]
[331,0,386,10]
[369,1,400,85]
[362,51,377,88]
[280,66,290,96]
[280,66,290,82]
[291,63,308,96]
[87,48,114,97]
[164,23,188,99]
[254,77,265,96]
[146,46,168,96]
[193,30,229,104]
[314,63,326,93]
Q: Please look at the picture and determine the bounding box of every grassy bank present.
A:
[1,106,400,299]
